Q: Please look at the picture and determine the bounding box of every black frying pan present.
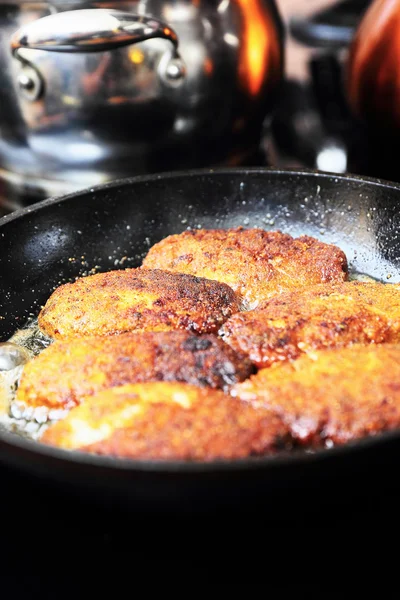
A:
[1,167,400,534]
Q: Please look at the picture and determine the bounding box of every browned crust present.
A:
[231,343,400,447]
[38,267,240,339]
[40,382,291,460]
[16,331,255,410]
[141,227,349,306]
[220,281,400,368]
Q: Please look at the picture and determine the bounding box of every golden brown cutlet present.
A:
[141,227,349,307]
[231,343,400,447]
[38,267,240,339]
[15,330,254,410]
[40,381,291,460]
[219,281,400,368]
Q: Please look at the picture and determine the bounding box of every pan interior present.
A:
[1,167,400,469]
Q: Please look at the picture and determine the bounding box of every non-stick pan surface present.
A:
[1,167,400,522]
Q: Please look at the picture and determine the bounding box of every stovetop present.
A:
[264,0,399,184]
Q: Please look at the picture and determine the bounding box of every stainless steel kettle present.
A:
[0,0,284,207]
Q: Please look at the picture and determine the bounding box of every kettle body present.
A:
[0,0,284,205]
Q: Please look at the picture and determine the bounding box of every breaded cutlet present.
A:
[231,343,400,447]
[141,227,349,307]
[15,330,254,410]
[40,381,292,460]
[220,280,400,368]
[38,267,240,339]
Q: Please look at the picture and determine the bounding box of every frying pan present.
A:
[1,166,400,533]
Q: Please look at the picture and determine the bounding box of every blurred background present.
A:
[278,0,339,80]
[266,0,373,175]
[2,0,396,215]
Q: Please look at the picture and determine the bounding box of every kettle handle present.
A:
[10,8,179,55]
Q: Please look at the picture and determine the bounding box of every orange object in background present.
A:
[237,0,282,97]
[347,0,400,133]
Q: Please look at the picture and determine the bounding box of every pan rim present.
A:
[2,165,400,474]
[1,421,399,473]
[1,165,400,228]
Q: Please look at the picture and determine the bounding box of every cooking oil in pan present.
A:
[0,318,55,440]
[349,272,378,282]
